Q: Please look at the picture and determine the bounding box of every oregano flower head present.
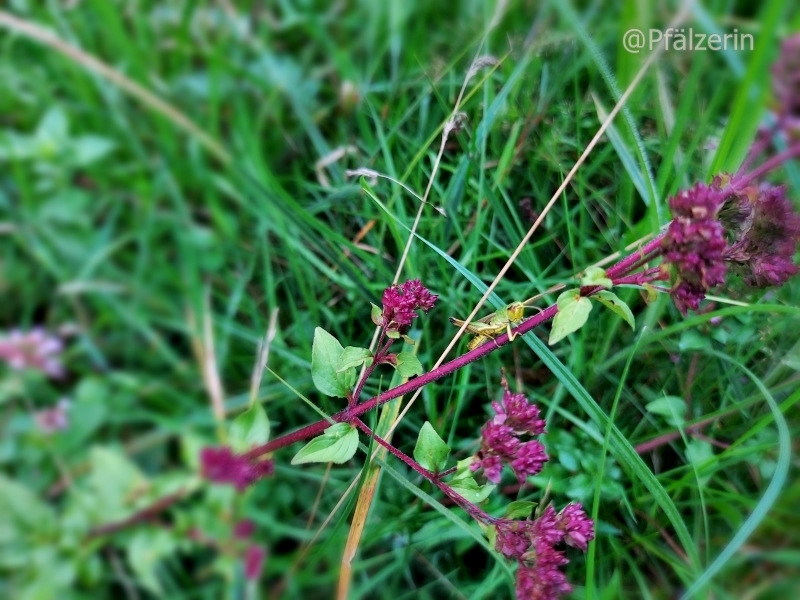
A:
[0,328,65,379]
[722,184,800,286]
[380,279,438,334]
[661,184,728,314]
[34,398,71,434]
[243,545,266,581]
[200,446,274,491]
[495,503,595,600]
[472,375,548,483]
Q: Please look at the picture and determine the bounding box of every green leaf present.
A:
[395,352,423,378]
[370,303,383,326]
[549,289,593,345]
[290,423,359,465]
[782,338,800,371]
[413,422,450,472]
[685,440,714,485]
[89,448,150,522]
[311,327,356,397]
[504,500,536,520]
[452,456,476,481]
[486,524,498,549]
[229,403,270,453]
[580,266,612,289]
[127,528,177,595]
[337,346,373,372]
[0,475,57,537]
[448,476,495,504]
[71,135,115,166]
[594,290,635,329]
[645,396,686,426]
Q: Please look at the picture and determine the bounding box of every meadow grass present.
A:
[1,1,799,598]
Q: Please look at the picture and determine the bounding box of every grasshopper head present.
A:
[507,302,525,322]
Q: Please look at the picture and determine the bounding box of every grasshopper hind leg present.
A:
[467,334,490,351]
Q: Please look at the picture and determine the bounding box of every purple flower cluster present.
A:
[34,398,71,434]
[0,328,64,379]
[231,519,266,580]
[495,503,595,600]
[244,545,267,581]
[380,279,438,334]
[661,184,729,314]
[722,184,800,287]
[199,446,274,491]
[772,34,800,123]
[472,377,548,483]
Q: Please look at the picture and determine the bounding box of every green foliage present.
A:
[393,352,424,378]
[549,289,593,345]
[580,266,613,289]
[594,291,636,330]
[311,327,357,398]
[447,476,496,504]
[413,421,450,472]
[290,423,360,465]
[229,403,271,453]
[337,346,374,372]
[0,1,798,597]
[504,500,536,520]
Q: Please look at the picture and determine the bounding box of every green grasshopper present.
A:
[449,302,526,350]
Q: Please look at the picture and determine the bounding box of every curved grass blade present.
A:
[679,349,791,598]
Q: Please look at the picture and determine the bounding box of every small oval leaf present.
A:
[580,266,613,289]
[229,403,271,453]
[290,423,359,465]
[448,476,495,503]
[645,396,686,426]
[413,422,450,472]
[504,500,536,520]
[395,352,423,378]
[311,328,355,397]
[549,289,593,345]
[594,290,635,330]
[337,346,373,372]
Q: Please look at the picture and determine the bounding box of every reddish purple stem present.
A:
[244,304,559,460]
[245,237,668,462]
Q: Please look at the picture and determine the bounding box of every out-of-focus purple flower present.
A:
[557,503,595,551]
[200,446,274,491]
[515,558,572,600]
[243,544,266,581]
[380,279,438,334]
[722,185,800,287]
[772,34,800,122]
[662,184,728,314]
[0,328,64,379]
[233,520,256,540]
[472,377,548,484]
[34,398,71,434]
[494,504,594,600]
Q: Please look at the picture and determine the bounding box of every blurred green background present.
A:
[1,1,799,598]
